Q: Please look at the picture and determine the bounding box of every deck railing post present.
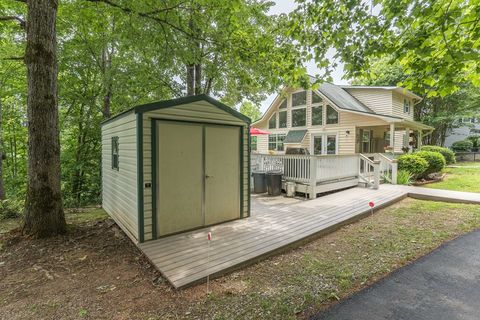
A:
[372,160,380,189]
[391,159,398,185]
[309,156,317,199]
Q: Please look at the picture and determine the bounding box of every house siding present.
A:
[254,89,393,155]
[344,88,392,116]
[142,101,249,241]
[392,92,414,120]
[101,112,138,242]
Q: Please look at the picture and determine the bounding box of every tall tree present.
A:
[23,0,66,237]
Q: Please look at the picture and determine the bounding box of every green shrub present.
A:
[414,150,446,176]
[396,170,413,185]
[451,140,473,152]
[467,135,480,151]
[397,154,429,178]
[0,199,24,220]
[420,145,456,164]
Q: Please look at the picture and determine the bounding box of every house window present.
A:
[312,105,323,126]
[312,133,338,155]
[326,105,338,124]
[112,136,119,170]
[251,136,257,151]
[279,99,287,109]
[292,91,307,107]
[279,110,287,128]
[291,108,306,127]
[313,136,323,155]
[326,135,337,154]
[268,134,286,151]
[403,99,411,113]
[268,114,276,129]
[312,91,323,104]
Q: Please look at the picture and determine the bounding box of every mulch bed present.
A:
[412,173,447,186]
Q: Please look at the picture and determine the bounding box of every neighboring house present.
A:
[444,117,480,148]
[252,82,433,155]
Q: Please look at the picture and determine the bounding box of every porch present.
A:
[356,121,434,154]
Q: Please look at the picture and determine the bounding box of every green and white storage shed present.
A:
[101,95,251,243]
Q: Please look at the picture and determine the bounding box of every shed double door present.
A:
[156,121,241,236]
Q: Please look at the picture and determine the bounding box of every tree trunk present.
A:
[194,63,202,95]
[102,83,112,119]
[0,96,5,200]
[23,0,66,237]
[186,64,195,95]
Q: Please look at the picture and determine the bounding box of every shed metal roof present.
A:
[101,94,251,126]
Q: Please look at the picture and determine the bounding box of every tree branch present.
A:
[85,0,209,42]
[0,16,26,29]
[2,56,24,61]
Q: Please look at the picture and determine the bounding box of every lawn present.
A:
[423,164,480,193]
[1,199,479,319]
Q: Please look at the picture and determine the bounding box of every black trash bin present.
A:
[266,171,282,196]
[252,171,267,193]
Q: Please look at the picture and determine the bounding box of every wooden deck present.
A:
[138,185,480,289]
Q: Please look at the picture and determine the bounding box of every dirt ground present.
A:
[1,199,479,320]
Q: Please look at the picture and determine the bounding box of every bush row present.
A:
[397,145,448,180]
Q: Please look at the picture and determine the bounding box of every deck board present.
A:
[138,185,480,289]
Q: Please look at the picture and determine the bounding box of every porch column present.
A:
[418,130,423,149]
[405,127,410,152]
[389,123,395,150]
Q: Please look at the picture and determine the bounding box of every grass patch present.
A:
[424,166,480,193]
[1,199,479,319]
[451,161,480,167]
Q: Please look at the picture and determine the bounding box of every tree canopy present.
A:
[291,0,480,97]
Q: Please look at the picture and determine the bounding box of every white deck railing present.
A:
[375,153,398,184]
[251,152,397,198]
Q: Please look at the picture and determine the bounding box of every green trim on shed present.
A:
[151,119,158,239]
[136,113,145,243]
[240,126,244,218]
[135,94,251,124]
[248,125,251,217]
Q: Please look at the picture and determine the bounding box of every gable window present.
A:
[251,136,257,151]
[279,110,287,128]
[292,91,307,107]
[268,134,286,151]
[312,106,323,126]
[112,136,119,170]
[268,114,276,129]
[312,91,323,104]
[291,108,306,127]
[279,99,287,109]
[403,99,411,113]
[326,105,339,124]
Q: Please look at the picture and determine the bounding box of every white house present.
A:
[252,82,433,156]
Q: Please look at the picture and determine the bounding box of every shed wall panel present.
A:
[101,112,138,241]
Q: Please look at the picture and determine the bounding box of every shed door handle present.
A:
[205,175,213,179]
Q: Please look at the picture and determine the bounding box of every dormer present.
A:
[340,86,422,120]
